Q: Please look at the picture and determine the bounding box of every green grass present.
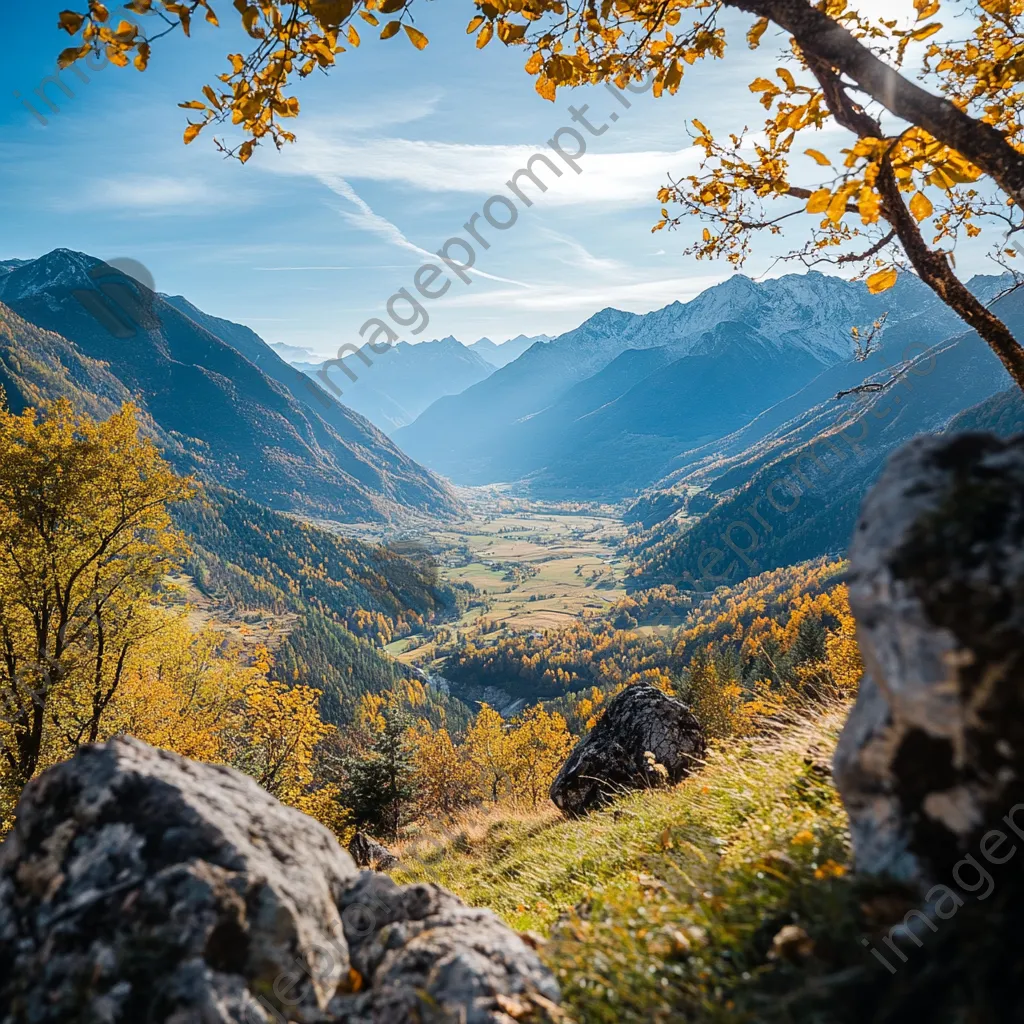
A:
[393,702,896,1022]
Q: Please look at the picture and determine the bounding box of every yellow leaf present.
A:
[535,75,556,102]
[858,187,881,224]
[909,191,933,222]
[404,25,428,50]
[183,122,203,145]
[347,24,360,46]
[776,67,795,90]
[747,16,769,48]
[748,77,776,93]
[466,15,485,33]
[805,188,832,214]
[524,52,543,74]
[804,148,831,166]
[57,44,90,69]
[827,186,853,223]
[910,22,942,40]
[476,22,493,48]
[380,20,401,39]
[866,268,898,294]
[58,11,86,34]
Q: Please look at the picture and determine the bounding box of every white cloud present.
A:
[309,170,532,288]
[436,272,729,315]
[541,229,626,273]
[80,175,232,211]
[268,125,700,208]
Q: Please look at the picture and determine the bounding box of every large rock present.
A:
[348,832,398,871]
[550,683,706,816]
[835,432,1024,884]
[0,738,560,1023]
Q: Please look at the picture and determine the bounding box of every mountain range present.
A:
[469,334,549,368]
[6,247,1021,605]
[291,333,549,434]
[394,271,946,496]
[0,249,458,523]
[0,247,477,728]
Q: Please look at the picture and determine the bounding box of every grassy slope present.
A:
[394,703,873,1022]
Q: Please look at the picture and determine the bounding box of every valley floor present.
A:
[377,492,630,666]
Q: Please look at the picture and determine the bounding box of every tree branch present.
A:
[727,0,1024,208]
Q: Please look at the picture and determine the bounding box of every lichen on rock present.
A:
[834,432,1024,885]
[0,737,560,1023]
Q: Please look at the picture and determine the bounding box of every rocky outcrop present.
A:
[834,432,1024,884]
[550,683,706,816]
[349,832,398,871]
[0,737,560,1023]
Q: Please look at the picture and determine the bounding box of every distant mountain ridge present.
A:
[0,249,459,522]
[470,333,549,368]
[293,334,496,434]
[632,285,1024,589]
[289,332,550,434]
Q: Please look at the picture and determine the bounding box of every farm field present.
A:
[380,492,630,665]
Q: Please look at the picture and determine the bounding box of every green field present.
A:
[375,493,630,664]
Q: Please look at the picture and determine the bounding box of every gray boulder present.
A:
[834,432,1024,884]
[349,832,398,871]
[550,683,706,816]
[0,737,560,1023]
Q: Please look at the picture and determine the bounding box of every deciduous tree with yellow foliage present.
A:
[0,400,191,807]
[0,400,341,836]
[57,0,1024,391]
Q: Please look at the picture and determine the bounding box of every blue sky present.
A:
[0,1,991,358]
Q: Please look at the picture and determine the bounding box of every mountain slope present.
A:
[947,386,1024,435]
[396,271,940,489]
[292,335,496,434]
[0,250,458,522]
[0,290,469,726]
[520,323,829,498]
[174,482,470,727]
[634,293,1024,589]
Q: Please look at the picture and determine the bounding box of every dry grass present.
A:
[389,701,870,1024]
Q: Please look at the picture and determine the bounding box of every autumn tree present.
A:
[106,621,346,833]
[56,0,1024,392]
[108,619,251,763]
[410,719,479,818]
[227,645,336,807]
[502,704,573,807]
[0,401,192,806]
[463,703,510,802]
